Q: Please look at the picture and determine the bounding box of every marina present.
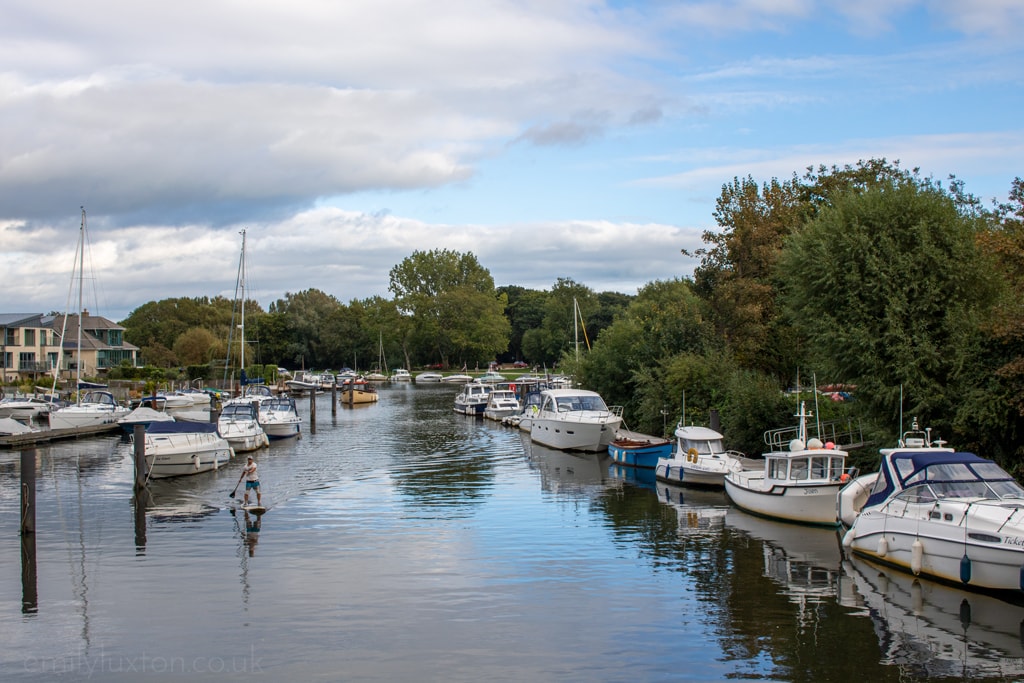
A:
[2,383,1023,681]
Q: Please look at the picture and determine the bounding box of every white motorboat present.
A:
[259,395,301,439]
[841,421,1024,593]
[656,424,758,487]
[159,392,195,409]
[440,374,473,383]
[453,381,492,416]
[217,401,269,452]
[138,421,234,479]
[0,395,54,420]
[390,369,412,382]
[723,402,849,526]
[415,372,443,383]
[0,417,39,436]
[483,388,520,420]
[285,371,330,394]
[528,388,623,452]
[49,390,130,430]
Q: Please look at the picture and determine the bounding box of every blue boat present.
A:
[607,431,673,468]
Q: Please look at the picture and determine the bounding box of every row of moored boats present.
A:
[604,399,1024,597]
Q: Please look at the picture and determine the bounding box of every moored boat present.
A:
[49,390,130,430]
[655,424,758,486]
[139,421,234,479]
[259,395,301,439]
[841,421,1024,594]
[453,381,492,416]
[217,401,270,452]
[723,402,849,526]
[339,376,379,404]
[483,387,521,421]
[608,430,673,468]
[529,388,622,452]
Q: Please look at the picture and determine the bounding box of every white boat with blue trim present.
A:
[841,420,1024,594]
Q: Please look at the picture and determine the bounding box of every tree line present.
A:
[118,159,1024,470]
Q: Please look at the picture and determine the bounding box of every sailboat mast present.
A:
[574,297,579,363]
[75,208,85,398]
[239,229,246,373]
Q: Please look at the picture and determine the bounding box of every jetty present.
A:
[0,423,120,449]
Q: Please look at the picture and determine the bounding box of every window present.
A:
[4,329,17,345]
[23,329,35,346]
[790,458,809,480]
[18,352,36,368]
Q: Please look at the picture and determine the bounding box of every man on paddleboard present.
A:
[242,456,261,507]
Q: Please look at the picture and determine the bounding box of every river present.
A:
[1,383,1023,681]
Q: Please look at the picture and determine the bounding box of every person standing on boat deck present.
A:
[242,456,261,506]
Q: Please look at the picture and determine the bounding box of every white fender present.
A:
[911,539,923,575]
[841,528,854,548]
[192,454,201,470]
[877,536,888,558]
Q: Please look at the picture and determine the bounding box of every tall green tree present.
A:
[388,249,510,367]
[268,289,344,369]
[776,175,1000,441]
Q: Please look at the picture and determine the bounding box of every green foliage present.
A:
[777,175,999,437]
[388,249,510,367]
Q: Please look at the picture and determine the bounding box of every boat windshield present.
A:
[555,395,608,412]
[900,461,1024,501]
[682,439,723,455]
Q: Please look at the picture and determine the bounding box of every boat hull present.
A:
[49,405,129,429]
[530,416,621,452]
[846,505,1024,592]
[143,431,234,479]
[724,472,843,526]
[609,438,672,469]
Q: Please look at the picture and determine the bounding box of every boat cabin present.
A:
[765,439,846,484]
[865,450,1024,509]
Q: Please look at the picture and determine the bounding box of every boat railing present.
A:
[764,418,865,451]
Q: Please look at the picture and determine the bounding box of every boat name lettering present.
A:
[802,488,819,496]
[1002,536,1024,547]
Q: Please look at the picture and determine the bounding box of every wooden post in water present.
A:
[21,528,37,613]
[133,424,148,490]
[20,448,36,535]
[331,380,338,416]
[309,389,317,434]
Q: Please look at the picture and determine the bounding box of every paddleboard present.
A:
[241,505,267,515]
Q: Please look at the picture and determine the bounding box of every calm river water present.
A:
[2,383,1024,682]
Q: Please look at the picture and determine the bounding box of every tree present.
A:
[172,327,220,365]
[268,289,343,369]
[388,249,510,367]
[776,175,1000,440]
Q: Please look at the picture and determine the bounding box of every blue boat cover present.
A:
[147,421,219,435]
[865,450,999,508]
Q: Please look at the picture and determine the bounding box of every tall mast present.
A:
[75,207,85,399]
[239,229,246,373]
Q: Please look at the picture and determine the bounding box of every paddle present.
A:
[229,472,244,499]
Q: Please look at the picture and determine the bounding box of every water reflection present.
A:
[843,554,1024,679]
[7,385,1024,681]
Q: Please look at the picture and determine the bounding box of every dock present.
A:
[0,423,121,448]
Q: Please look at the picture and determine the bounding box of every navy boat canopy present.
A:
[146,421,219,435]
[865,450,999,509]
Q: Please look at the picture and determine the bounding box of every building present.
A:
[0,310,139,383]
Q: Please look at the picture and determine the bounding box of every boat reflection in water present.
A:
[842,554,1024,679]
[522,434,609,497]
[725,507,851,608]
[657,481,730,539]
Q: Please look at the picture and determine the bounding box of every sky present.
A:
[1,0,1022,322]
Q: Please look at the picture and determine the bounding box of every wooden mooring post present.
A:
[20,448,36,535]
[331,381,338,416]
[133,424,148,491]
[20,448,38,613]
[309,389,317,434]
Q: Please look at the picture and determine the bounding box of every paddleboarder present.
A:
[242,456,261,507]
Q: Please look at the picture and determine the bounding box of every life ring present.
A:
[687,447,698,463]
